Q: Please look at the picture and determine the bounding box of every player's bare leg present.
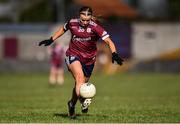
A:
[67,61,85,118]
[67,87,77,119]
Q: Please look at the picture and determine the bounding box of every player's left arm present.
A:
[94,22,123,65]
[103,37,116,53]
[104,37,124,65]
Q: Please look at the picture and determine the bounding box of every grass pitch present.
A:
[0,72,180,123]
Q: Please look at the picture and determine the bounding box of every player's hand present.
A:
[38,37,53,46]
[112,52,124,65]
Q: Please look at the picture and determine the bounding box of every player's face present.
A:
[79,14,91,27]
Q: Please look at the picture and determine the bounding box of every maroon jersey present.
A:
[63,18,109,65]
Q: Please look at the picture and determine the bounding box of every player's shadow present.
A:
[53,113,80,119]
[53,113,90,119]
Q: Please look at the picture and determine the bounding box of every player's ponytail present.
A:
[91,15,104,23]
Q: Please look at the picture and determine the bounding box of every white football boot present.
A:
[81,98,92,113]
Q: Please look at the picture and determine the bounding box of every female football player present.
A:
[39,6,123,118]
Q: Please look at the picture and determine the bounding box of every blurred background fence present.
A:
[0,0,180,73]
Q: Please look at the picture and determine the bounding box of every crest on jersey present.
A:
[87,28,91,33]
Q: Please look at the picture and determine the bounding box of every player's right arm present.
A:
[52,27,65,41]
[39,21,69,46]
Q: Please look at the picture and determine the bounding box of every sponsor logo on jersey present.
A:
[72,35,91,42]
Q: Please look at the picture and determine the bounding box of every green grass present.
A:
[0,72,180,123]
